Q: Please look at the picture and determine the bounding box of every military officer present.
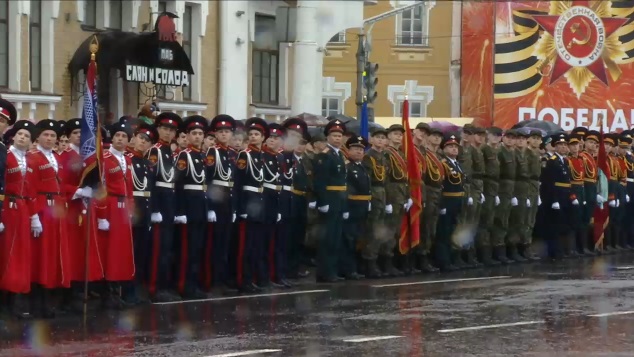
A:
[313,120,348,283]
[479,127,502,265]
[361,128,390,278]
[508,130,530,262]
[492,129,518,264]
[614,134,630,250]
[621,132,634,248]
[567,133,586,256]
[341,135,371,280]
[523,129,543,260]
[0,98,15,239]
[581,130,601,253]
[436,133,466,271]
[173,115,208,300]
[147,112,182,302]
[383,124,411,276]
[234,117,268,293]
[604,133,623,253]
[202,114,236,291]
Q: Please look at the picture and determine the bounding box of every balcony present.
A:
[0,93,63,120]
[364,0,378,5]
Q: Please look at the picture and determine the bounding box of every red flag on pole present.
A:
[593,124,610,248]
[398,99,422,254]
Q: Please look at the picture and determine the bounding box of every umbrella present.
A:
[344,119,384,136]
[429,121,460,134]
[327,114,356,122]
[515,126,547,137]
[294,113,329,127]
[512,119,563,134]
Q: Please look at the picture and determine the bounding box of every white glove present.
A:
[277,213,281,222]
[97,219,110,231]
[439,208,447,215]
[495,196,500,206]
[150,212,163,223]
[80,186,93,198]
[368,202,372,212]
[597,195,606,204]
[609,200,617,208]
[174,215,188,224]
[627,195,631,203]
[572,199,579,206]
[72,188,83,200]
[511,197,519,206]
[404,198,413,212]
[232,213,237,222]
[480,193,485,204]
[467,197,474,206]
[385,204,393,214]
[526,198,531,207]
[318,205,329,213]
[583,201,586,205]
[617,199,621,208]
[308,201,317,209]
[551,202,560,210]
[31,214,43,237]
[207,210,217,223]
[239,214,247,219]
[538,196,542,206]
[343,212,349,220]
[0,222,5,233]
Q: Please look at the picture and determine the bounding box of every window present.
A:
[322,98,340,117]
[182,5,192,100]
[30,0,42,91]
[252,15,278,105]
[158,1,167,14]
[397,6,426,46]
[84,0,97,28]
[396,100,425,118]
[0,0,8,87]
[329,31,346,44]
[109,0,123,30]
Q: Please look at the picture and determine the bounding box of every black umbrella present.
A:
[512,119,563,134]
[343,119,385,136]
[327,114,356,122]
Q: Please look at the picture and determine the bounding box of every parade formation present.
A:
[0,95,632,320]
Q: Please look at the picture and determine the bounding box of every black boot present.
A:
[383,256,404,277]
[479,246,501,266]
[452,250,466,269]
[364,259,382,279]
[520,243,541,261]
[465,249,483,268]
[509,244,527,263]
[401,255,421,275]
[419,254,439,273]
[495,246,514,264]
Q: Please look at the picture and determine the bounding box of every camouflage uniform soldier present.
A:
[462,125,486,266]
[522,129,543,260]
[508,130,530,262]
[457,125,474,268]
[492,129,518,264]
[478,127,502,265]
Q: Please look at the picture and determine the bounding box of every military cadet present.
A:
[175,127,188,153]
[523,129,543,260]
[543,133,579,259]
[305,133,327,262]
[313,120,348,283]
[412,123,430,270]
[276,123,295,288]
[261,123,284,288]
[457,125,474,267]
[614,134,630,250]
[479,127,502,265]
[361,128,390,278]
[621,132,634,248]
[581,130,601,253]
[507,130,529,262]
[603,134,622,253]
[436,133,466,271]
[383,124,411,276]
[172,116,208,299]
[234,117,268,293]
[567,133,586,257]
[203,127,216,152]
[491,129,518,264]
[123,123,158,305]
[283,118,312,280]
[202,115,236,292]
[461,125,486,267]
[147,112,182,302]
[0,98,14,246]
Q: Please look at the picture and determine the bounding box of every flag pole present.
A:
[83,35,100,325]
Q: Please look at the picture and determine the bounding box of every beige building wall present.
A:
[323,0,452,119]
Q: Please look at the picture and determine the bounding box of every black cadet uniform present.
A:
[173,116,208,299]
[234,118,268,293]
[341,136,371,280]
[0,99,14,226]
[621,132,634,248]
[203,115,237,290]
[146,112,182,302]
[276,128,296,288]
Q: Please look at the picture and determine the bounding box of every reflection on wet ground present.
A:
[2,254,634,356]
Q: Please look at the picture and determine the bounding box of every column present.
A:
[291,1,319,115]
[218,0,249,118]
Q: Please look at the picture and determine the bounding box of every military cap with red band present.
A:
[245,117,269,137]
[210,114,236,132]
[585,130,600,143]
[155,112,183,129]
[324,119,346,136]
[135,122,159,144]
[0,98,18,126]
[268,123,286,138]
[182,115,208,133]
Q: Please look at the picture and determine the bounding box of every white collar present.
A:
[109,146,124,158]
[294,154,302,161]
[37,145,53,156]
[555,152,565,160]
[9,145,26,156]
[327,144,340,154]
[70,143,80,154]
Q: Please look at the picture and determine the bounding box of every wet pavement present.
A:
[3,254,634,356]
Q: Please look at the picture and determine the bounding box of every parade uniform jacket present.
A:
[568,154,586,203]
[624,153,634,199]
[291,152,313,201]
[481,144,500,197]
[28,148,71,288]
[205,143,235,215]
[526,148,542,197]
[234,144,265,222]
[581,151,598,205]
[362,148,389,211]
[497,145,516,196]
[440,157,465,214]
[147,141,176,215]
[260,146,282,224]
[126,148,155,227]
[346,160,371,220]
[174,146,207,223]
[458,145,473,196]
[470,145,485,197]
[96,149,135,281]
[313,145,347,213]
[278,150,294,221]
[0,141,7,219]
[424,149,445,189]
[0,146,36,293]
[607,154,621,202]
[542,153,576,207]
[385,146,409,207]
[514,148,530,200]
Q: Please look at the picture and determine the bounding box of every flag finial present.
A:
[89,35,99,62]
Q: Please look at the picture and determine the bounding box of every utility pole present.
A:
[356,31,366,122]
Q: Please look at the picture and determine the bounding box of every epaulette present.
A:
[103,151,113,158]
[244,148,252,153]
[550,155,557,160]
[153,142,163,149]
[322,147,330,154]
[183,148,192,153]
[441,158,447,163]
[64,147,72,152]
[28,149,39,154]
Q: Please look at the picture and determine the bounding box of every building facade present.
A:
[322,0,460,120]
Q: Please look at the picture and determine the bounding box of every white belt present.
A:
[263,183,281,191]
[212,180,234,188]
[627,178,634,183]
[184,184,205,191]
[133,191,151,198]
[243,185,263,193]
[282,185,292,191]
[156,181,174,189]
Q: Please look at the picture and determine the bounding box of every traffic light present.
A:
[364,62,379,104]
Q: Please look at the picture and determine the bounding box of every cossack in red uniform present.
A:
[0,121,37,293]
[29,120,71,289]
